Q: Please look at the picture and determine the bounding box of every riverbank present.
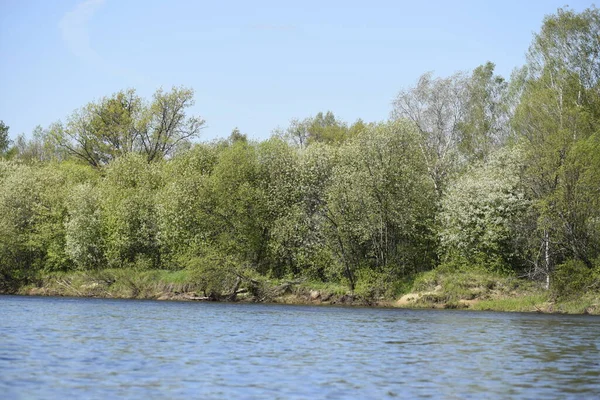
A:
[4,268,599,315]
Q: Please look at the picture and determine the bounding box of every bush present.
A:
[185,250,241,298]
[551,259,599,299]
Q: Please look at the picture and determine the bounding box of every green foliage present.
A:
[555,132,600,265]
[458,62,510,161]
[471,295,548,312]
[99,153,162,268]
[411,266,533,305]
[185,249,241,298]
[0,121,10,156]
[156,144,218,266]
[11,126,67,163]
[551,259,600,299]
[257,139,337,279]
[278,111,354,148]
[392,71,466,195]
[0,162,77,283]
[229,127,248,144]
[36,268,197,299]
[325,120,437,289]
[439,146,532,273]
[51,87,204,167]
[306,111,350,145]
[2,7,600,309]
[354,267,409,300]
[65,183,105,270]
[511,6,600,282]
[208,141,268,270]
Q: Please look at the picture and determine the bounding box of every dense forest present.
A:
[1,7,599,306]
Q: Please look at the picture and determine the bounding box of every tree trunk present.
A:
[544,230,551,290]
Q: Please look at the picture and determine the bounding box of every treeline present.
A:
[1,7,599,299]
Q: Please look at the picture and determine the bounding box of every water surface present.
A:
[1,295,599,399]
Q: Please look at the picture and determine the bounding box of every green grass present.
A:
[471,293,600,314]
[18,266,600,314]
[25,268,199,299]
[471,294,549,312]
[412,267,533,302]
[553,294,600,314]
[402,266,600,314]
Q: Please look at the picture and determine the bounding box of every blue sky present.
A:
[0,0,594,142]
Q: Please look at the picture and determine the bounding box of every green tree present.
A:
[554,132,600,268]
[325,121,437,291]
[0,121,10,156]
[13,125,67,163]
[65,182,105,270]
[459,62,510,161]
[140,86,205,162]
[512,6,600,286]
[52,89,143,167]
[207,141,268,271]
[0,162,90,284]
[393,65,511,194]
[52,87,204,167]
[263,142,339,280]
[99,154,163,268]
[254,138,338,279]
[156,144,219,267]
[306,111,349,145]
[439,146,533,272]
[392,71,468,196]
[229,127,248,143]
[278,111,351,148]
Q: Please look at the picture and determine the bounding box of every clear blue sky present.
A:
[0,0,594,142]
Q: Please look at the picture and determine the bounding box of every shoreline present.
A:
[5,281,599,315]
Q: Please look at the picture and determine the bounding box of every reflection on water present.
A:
[1,296,599,399]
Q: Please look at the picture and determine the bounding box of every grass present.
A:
[14,265,600,314]
[23,268,199,299]
[552,294,600,314]
[471,293,600,314]
[471,294,549,312]
[398,266,600,314]
[411,267,536,302]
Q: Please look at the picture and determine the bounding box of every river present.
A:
[1,295,599,399]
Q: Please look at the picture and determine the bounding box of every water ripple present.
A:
[1,296,599,399]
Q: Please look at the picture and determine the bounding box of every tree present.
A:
[512,6,600,286]
[261,141,339,280]
[52,87,205,167]
[13,125,67,163]
[392,71,468,196]
[99,154,163,268]
[65,183,105,270]
[277,118,309,149]
[140,86,205,162]
[255,138,331,278]
[277,111,351,148]
[0,162,85,282]
[554,131,600,269]
[0,121,10,156]
[392,65,511,195]
[348,119,368,138]
[458,62,511,161]
[439,146,532,273]
[207,141,268,271]
[306,111,349,144]
[156,144,219,267]
[52,89,142,167]
[325,121,437,291]
[229,127,248,144]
